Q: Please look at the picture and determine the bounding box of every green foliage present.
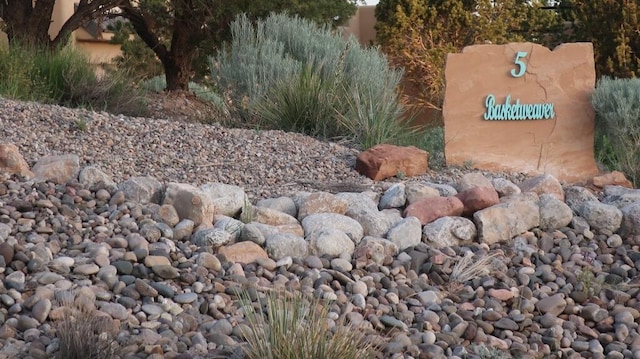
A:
[374,0,563,110]
[0,42,146,116]
[238,289,376,359]
[214,13,410,148]
[591,76,640,186]
[112,0,356,89]
[568,0,640,78]
[108,20,163,82]
[576,269,602,297]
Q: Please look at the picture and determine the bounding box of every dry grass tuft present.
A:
[54,291,121,359]
[450,252,501,285]
[238,288,376,359]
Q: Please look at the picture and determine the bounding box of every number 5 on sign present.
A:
[511,51,528,78]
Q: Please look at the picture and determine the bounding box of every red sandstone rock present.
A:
[218,241,269,264]
[0,143,33,179]
[356,144,428,181]
[403,196,464,225]
[443,42,599,183]
[456,186,500,216]
[590,171,633,190]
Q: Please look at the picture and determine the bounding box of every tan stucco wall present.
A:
[343,5,377,46]
[49,0,76,40]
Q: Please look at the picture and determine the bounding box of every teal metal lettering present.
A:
[511,51,528,78]
[483,94,554,121]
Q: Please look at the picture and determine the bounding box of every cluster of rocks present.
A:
[2,142,640,359]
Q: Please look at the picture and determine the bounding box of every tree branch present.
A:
[120,1,169,64]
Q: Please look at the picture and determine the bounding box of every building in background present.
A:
[342,5,377,46]
[0,2,122,68]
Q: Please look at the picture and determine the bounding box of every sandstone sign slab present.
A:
[443,42,599,182]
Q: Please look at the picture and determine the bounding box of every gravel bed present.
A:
[0,97,531,200]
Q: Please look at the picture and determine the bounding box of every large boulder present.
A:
[422,216,477,248]
[200,182,246,217]
[302,213,364,244]
[355,144,428,181]
[296,192,348,220]
[578,201,623,233]
[32,154,80,184]
[78,166,116,189]
[474,200,540,245]
[164,182,214,226]
[120,176,164,204]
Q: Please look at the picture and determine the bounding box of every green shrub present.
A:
[238,289,376,359]
[213,13,411,148]
[0,42,147,116]
[591,76,640,185]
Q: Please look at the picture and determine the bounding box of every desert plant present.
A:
[255,63,346,139]
[575,268,602,297]
[591,76,640,186]
[0,42,147,116]
[54,293,121,359]
[238,288,376,359]
[213,13,409,148]
[450,252,500,284]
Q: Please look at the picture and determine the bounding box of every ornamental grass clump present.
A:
[213,13,416,149]
[54,292,121,359]
[238,289,376,359]
[0,42,146,116]
[592,76,640,186]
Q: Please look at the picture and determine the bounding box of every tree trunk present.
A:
[163,53,193,91]
[163,16,197,91]
[3,0,55,47]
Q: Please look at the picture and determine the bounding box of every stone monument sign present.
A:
[443,42,599,182]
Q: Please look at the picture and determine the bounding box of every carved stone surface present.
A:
[443,42,599,182]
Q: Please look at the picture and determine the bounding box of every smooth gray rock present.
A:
[307,228,355,258]
[405,182,441,205]
[474,200,539,245]
[302,213,364,244]
[535,294,567,316]
[619,202,640,237]
[265,233,308,260]
[565,186,599,212]
[164,182,214,226]
[387,216,422,251]
[201,182,246,217]
[78,166,116,189]
[379,183,407,209]
[422,216,477,248]
[239,223,266,245]
[492,177,521,197]
[538,194,573,230]
[578,201,623,233]
[256,196,297,217]
[119,176,163,204]
[173,219,195,241]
